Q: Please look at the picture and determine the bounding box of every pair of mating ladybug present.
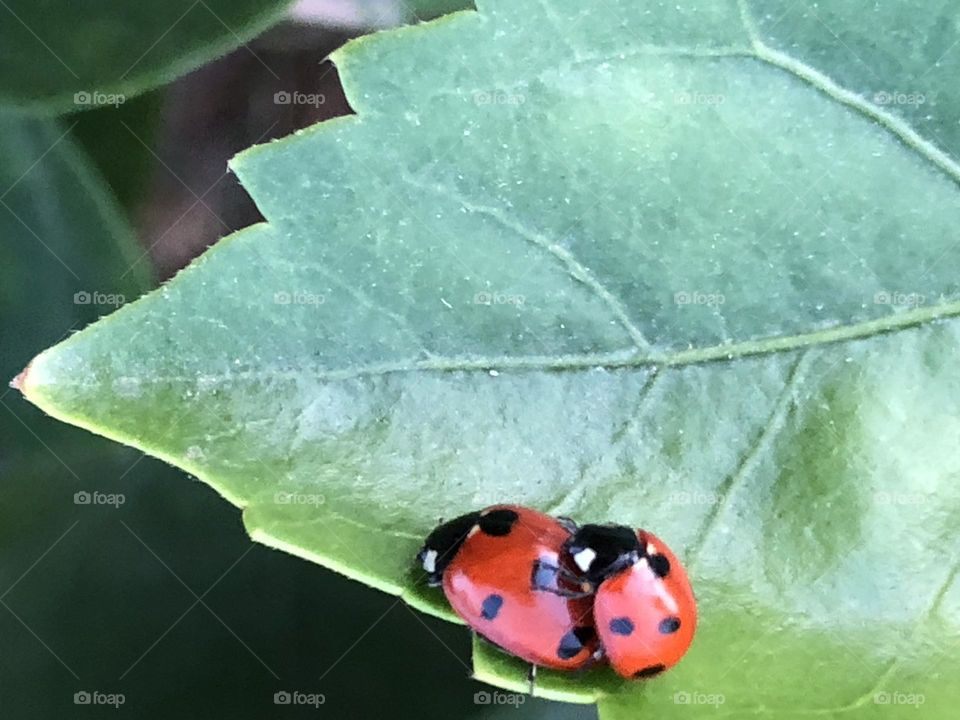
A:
[417,504,696,681]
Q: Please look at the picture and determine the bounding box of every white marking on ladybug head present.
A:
[573,548,597,572]
[421,549,438,573]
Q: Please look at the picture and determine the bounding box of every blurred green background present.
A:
[0,2,594,717]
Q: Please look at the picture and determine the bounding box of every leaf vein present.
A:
[26,300,960,390]
[740,0,960,188]
[402,175,652,352]
[685,349,810,569]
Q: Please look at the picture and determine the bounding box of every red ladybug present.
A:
[417,505,598,671]
[564,524,697,678]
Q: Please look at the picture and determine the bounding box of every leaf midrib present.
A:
[26,297,960,390]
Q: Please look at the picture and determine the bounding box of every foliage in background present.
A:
[0,1,295,111]
[0,2,562,720]
[7,0,960,717]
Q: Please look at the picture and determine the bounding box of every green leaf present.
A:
[18,0,960,715]
[0,112,508,718]
[0,0,293,113]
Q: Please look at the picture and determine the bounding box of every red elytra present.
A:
[418,505,598,670]
[592,529,697,679]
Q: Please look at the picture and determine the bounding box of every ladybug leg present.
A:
[530,560,594,598]
[548,587,594,599]
[527,663,537,696]
[556,515,579,533]
[553,564,595,590]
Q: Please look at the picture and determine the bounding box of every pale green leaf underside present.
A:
[19,0,960,716]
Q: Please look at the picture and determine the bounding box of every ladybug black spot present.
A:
[478,508,519,536]
[659,616,681,634]
[648,554,671,579]
[481,594,503,620]
[633,663,666,679]
[417,511,481,585]
[556,626,596,660]
[609,617,634,636]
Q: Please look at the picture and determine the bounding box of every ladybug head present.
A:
[564,524,641,586]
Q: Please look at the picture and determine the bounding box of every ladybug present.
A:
[417,505,599,671]
[564,524,697,679]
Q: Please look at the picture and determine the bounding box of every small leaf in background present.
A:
[290,0,474,29]
[16,0,960,716]
[0,0,294,111]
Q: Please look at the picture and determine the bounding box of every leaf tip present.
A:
[11,349,55,401]
[9,361,31,393]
